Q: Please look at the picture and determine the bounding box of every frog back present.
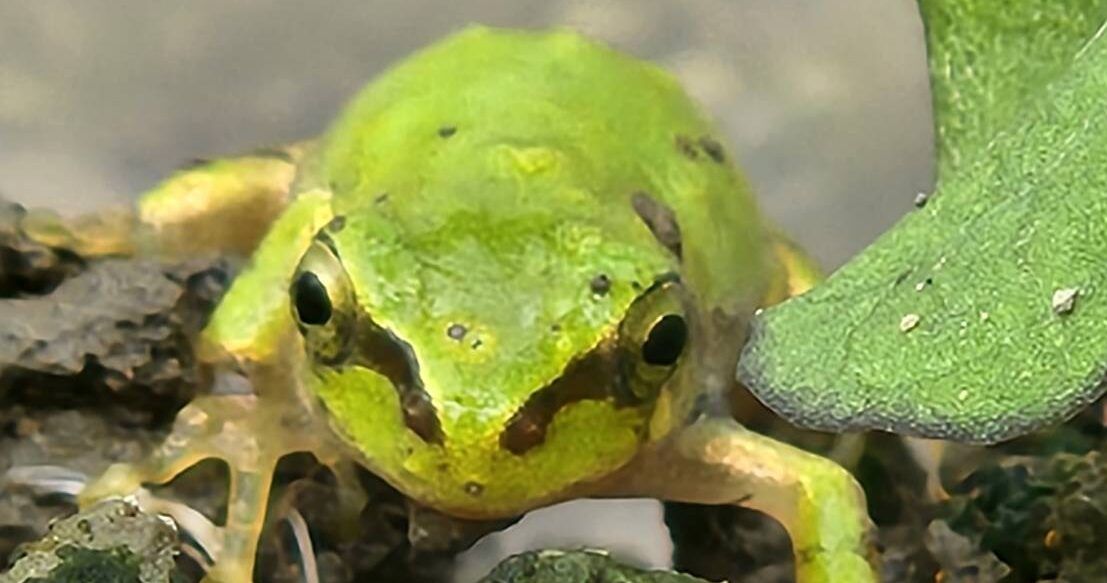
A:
[307,26,775,318]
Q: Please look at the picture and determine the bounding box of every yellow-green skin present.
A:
[203,27,775,519]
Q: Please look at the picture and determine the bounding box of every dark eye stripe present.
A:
[352,320,444,445]
[500,342,623,455]
[299,235,444,445]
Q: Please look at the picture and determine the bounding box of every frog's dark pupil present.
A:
[642,314,687,366]
[293,272,332,325]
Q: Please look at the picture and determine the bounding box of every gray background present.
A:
[0,0,933,579]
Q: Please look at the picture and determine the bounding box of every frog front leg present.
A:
[603,416,877,582]
[80,190,341,581]
[78,395,272,581]
[136,142,312,258]
[79,388,355,582]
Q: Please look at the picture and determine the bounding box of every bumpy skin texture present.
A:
[740,0,1107,443]
[84,26,875,582]
[208,26,776,517]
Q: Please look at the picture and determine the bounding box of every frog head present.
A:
[289,200,685,517]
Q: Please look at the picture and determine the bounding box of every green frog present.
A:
[80,26,875,582]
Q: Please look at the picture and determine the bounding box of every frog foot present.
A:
[79,391,364,583]
[600,416,879,583]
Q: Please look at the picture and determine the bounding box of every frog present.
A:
[78,26,877,582]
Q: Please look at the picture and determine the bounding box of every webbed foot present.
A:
[604,417,878,583]
[79,391,361,582]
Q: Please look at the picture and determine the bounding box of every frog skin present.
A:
[80,26,876,582]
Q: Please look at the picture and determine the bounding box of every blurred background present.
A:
[0,0,934,579]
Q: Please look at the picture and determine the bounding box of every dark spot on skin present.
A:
[374,192,390,205]
[326,215,346,233]
[698,136,726,163]
[401,389,444,444]
[631,191,683,259]
[351,320,444,444]
[438,126,458,138]
[674,134,700,160]
[463,482,484,496]
[631,281,643,291]
[447,323,468,341]
[590,274,612,296]
[684,392,714,425]
[550,323,561,333]
[471,338,483,350]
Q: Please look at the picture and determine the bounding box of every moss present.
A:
[479,550,708,583]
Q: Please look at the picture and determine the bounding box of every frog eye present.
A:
[293,272,332,325]
[291,239,356,362]
[618,281,687,402]
[642,314,687,366]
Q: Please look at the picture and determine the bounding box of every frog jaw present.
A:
[313,364,649,518]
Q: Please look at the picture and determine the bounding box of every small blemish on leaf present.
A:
[894,269,913,286]
[471,338,483,350]
[1051,287,1078,315]
[438,126,457,138]
[899,313,921,332]
[374,192,390,205]
[446,323,467,341]
[590,274,612,296]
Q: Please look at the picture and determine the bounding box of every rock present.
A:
[479,549,709,583]
[0,499,178,583]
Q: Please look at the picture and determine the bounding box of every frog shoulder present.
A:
[201,189,334,363]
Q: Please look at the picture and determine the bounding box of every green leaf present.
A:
[738,1,1107,443]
